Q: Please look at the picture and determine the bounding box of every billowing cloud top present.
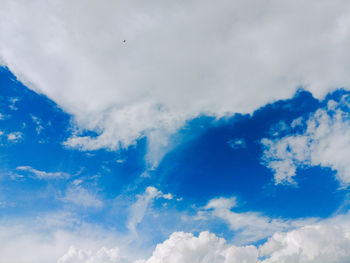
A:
[56,216,350,263]
[1,0,350,155]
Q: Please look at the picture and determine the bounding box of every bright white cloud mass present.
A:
[140,218,350,263]
[3,214,350,263]
[1,0,350,262]
[1,0,350,159]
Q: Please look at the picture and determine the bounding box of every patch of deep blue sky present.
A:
[0,66,349,232]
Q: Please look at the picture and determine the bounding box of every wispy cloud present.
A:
[8,97,19,111]
[127,187,162,235]
[31,115,44,135]
[60,183,103,209]
[16,166,70,180]
[199,197,317,243]
[127,186,175,235]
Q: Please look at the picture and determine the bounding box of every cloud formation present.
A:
[262,96,350,185]
[7,131,23,143]
[60,183,103,209]
[16,166,70,180]
[1,210,350,263]
[140,231,258,263]
[57,214,350,263]
[58,246,130,263]
[259,223,350,263]
[127,186,174,235]
[0,0,349,163]
[201,197,316,243]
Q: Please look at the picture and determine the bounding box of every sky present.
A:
[0,1,350,262]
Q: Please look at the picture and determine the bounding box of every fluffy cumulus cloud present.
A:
[259,223,350,263]
[261,96,350,185]
[140,231,258,263]
[1,211,350,263]
[142,222,350,263]
[56,215,350,263]
[0,0,350,165]
[57,231,259,263]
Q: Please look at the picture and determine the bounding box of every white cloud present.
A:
[126,214,350,262]
[0,131,24,143]
[116,159,126,164]
[0,219,133,263]
[31,115,44,134]
[260,220,350,263]
[0,0,349,166]
[143,216,350,263]
[8,97,19,111]
[58,246,130,263]
[261,97,350,185]
[127,186,176,235]
[61,183,103,209]
[16,166,70,180]
[1,211,350,263]
[162,193,173,200]
[227,138,246,149]
[7,131,23,142]
[135,214,350,263]
[140,231,258,263]
[201,197,316,243]
[269,121,289,137]
[127,187,162,235]
[291,117,303,129]
[205,197,238,210]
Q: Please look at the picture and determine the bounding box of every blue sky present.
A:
[1,1,350,262]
